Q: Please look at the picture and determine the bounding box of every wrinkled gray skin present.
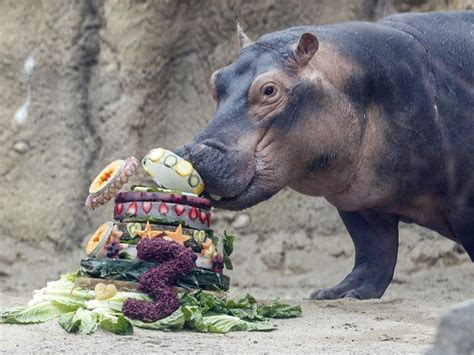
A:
[175,11,474,300]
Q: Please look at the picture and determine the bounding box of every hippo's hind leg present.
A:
[311,210,399,300]
[453,207,474,261]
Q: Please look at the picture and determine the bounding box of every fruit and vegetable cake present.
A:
[81,149,233,312]
[1,148,301,335]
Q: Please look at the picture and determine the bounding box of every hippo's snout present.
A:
[175,141,256,199]
[173,145,191,161]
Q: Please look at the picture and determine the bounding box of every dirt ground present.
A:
[1,262,472,354]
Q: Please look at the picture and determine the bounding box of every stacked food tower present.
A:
[1,147,301,332]
[79,148,231,300]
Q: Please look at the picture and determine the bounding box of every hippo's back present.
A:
[379,11,474,202]
[379,11,474,85]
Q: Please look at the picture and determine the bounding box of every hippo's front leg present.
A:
[311,210,399,300]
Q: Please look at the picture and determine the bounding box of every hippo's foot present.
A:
[311,210,400,300]
[310,262,393,300]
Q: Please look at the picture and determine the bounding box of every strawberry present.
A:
[142,201,152,214]
[189,207,198,220]
[199,211,207,224]
[174,204,185,216]
[159,202,169,214]
[127,202,137,216]
[115,203,124,215]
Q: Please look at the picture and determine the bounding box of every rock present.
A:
[426,300,474,355]
[232,213,251,229]
[12,141,29,154]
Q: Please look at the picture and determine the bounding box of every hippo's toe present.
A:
[309,288,339,300]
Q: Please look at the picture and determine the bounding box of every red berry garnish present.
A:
[189,207,198,220]
[115,203,124,215]
[159,202,169,214]
[142,201,152,214]
[199,211,207,224]
[127,202,137,216]
[174,204,185,216]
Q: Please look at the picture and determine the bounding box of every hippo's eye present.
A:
[264,86,274,96]
[262,84,277,98]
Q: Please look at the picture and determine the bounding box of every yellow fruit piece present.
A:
[89,159,124,194]
[164,224,191,245]
[85,222,112,255]
[95,283,117,300]
[176,160,193,176]
[192,182,205,196]
[148,148,164,162]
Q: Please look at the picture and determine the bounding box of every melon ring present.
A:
[85,222,114,256]
[85,156,138,210]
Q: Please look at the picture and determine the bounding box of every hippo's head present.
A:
[176,26,361,210]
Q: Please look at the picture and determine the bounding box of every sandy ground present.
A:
[1,263,473,354]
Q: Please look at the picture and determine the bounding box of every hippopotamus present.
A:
[175,11,474,300]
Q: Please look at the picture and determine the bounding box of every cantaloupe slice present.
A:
[85,157,139,210]
[85,222,114,256]
[89,159,125,195]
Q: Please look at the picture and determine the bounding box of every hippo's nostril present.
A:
[199,140,228,153]
[192,143,207,155]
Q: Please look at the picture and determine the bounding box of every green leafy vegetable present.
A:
[1,302,67,324]
[79,258,230,290]
[129,308,185,331]
[223,231,235,270]
[63,271,80,283]
[100,315,133,335]
[59,308,98,334]
[1,274,302,335]
[1,273,91,324]
[257,301,302,318]
[181,305,274,333]
[179,291,300,325]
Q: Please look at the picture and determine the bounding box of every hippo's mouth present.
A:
[208,159,279,210]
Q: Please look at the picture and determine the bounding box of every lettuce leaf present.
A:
[129,308,185,331]
[257,301,302,318]
[87,302,134,335]
[0,301,67,324]
[181,305,274,333]
[201,315,274,332]
[58,308,98,334]
[1,274,301,335]
[99,315,133,335]
[223,231,234,270]
[1,273,93,324]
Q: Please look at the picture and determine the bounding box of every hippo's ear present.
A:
[294,33,319,66]
[237,23,253,49]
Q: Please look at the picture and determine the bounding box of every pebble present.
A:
[232,213,251,229]
[13,141,29,154]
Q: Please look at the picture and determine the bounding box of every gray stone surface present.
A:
[427,300,474,355]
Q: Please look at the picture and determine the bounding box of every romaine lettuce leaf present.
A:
[1,274,301,335]
[58,308,98,334]
[181,305,274,333]
[129,308,185,331]
[0,301,66,324]
[99,315,133,335]
[257,301,302,318]
[223,231,234,270]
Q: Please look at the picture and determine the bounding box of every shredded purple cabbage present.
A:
[122,237,196,322]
